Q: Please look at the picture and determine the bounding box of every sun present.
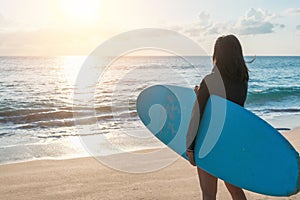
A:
[60,0,101,22]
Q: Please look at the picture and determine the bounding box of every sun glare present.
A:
[60,0,101,22]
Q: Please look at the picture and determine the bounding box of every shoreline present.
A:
[0,145,165,166]
[1,126,299,166]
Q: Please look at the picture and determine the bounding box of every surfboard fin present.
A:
[276,128,291,131]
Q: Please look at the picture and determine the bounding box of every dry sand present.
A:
[1,128,300,200]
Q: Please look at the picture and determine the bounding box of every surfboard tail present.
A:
[296,157,300,195]
[288,157,300,196]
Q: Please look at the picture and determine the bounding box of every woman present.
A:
[186,35,249,200]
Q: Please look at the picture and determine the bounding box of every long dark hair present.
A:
[212,35,249,82]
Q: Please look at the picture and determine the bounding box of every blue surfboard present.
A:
[136,84,300,196]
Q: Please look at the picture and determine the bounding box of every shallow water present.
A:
[0,56,299,163]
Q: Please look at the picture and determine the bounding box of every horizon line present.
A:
[0,54,299,57]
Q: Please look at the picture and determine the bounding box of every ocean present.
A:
[0,56,299,164]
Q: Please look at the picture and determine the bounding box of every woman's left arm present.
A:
[186,79,210,166]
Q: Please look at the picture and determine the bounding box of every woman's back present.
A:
[204,72,248,107]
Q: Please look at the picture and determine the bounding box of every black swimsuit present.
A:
[186,71,248,150]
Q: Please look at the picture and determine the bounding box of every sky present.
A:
[0,0,299,56]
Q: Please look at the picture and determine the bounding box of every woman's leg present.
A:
[197,167,218,200]
[224,181,247,200]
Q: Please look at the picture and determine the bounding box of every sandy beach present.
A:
[0,0,299,199]
[1,127,300,200]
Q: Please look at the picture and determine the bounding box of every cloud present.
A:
[297,25,300,36]
[237,22,274,35]
[167,25,183,32]
[235,8,278,35]
[181,11,223,39]
[183,11,212,36]
[284,8,300,15]
[0,11,122,55]
[198,11,211,27]
[0,24,113,56]
[0,13,20,30]
[0,13,10,31]
[177,8,282,40]
[0,14,4,24]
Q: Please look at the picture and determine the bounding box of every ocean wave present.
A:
[0,86,298,130]
[247,86,300,104]
[0,105,138,129]
[250,108,300,114]
[266,108,300,113]
[0,132,13,137]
